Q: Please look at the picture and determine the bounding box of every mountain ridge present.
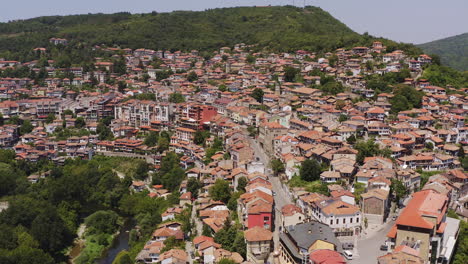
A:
[418,32,468,71]
[0,6,422,62]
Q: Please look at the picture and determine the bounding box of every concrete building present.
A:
[245,226,273,263]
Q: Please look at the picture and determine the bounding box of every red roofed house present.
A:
[309,249,346,264]
[281,204,305,228]
[244,226,273,263]
[387,189,452,262]
[247,199,273,230]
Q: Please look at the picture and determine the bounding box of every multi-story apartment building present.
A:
[114,99,172,128]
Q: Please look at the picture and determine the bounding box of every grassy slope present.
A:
[419,32,468,71]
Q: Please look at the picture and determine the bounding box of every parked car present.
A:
[343,250,353,260]
[380,244,388,251]
[342,242,354,250]
[392,215,397,221]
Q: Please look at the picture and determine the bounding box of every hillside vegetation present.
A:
[0,6,420,62]
[419,32,468,71]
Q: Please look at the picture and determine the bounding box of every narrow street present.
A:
[247,135,293,260]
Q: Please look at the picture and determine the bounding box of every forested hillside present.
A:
[0,6,420,62]
[419,33,468,71]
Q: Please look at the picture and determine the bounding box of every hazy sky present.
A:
[1,0,467,44]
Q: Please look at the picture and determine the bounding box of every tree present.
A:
[157,136,169,152]
[346,134,356,145]
[299,159,321,182]
[97,122,113,140]
[209,179,231,204]
[218,84,227,92]
[247,126,257,137]
[194,130,210,145]
[338,114,348,123]
[284,66,300,82]
[458,145,465,159]
[187,71,198,82]
[75,117,86,129]
[45,114,55,124]
[218,259,237,264]
[20,119,33,134]
[134,160,150,180]
[391,179,407,203]
[187,178,201,198]
[144,131,159,147]
[250,88,264,103]
[246,55,256,64]
[390,85,424,114]
[169,92,185,103]
[270,159,285,176]
[425,142,434,150]
[355,139,382,164]
[236,177,248,192]
[113,250,132,264]
[0,113,3,126]
[85,210,119,235]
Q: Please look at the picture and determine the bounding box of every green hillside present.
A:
[419,33,468,71]
[0,6,420,62]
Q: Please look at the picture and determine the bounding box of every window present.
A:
[357,218,359,223]
[350,218,353,223]
[330,220,333,225]
[264,216,269,221]
[343,218,346,224]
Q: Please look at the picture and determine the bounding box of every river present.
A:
[98,219,134,264]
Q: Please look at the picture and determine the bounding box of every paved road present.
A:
[349,219,394,264]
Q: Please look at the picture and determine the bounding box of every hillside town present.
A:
[0,39,467,264]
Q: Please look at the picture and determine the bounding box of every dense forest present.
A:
[0,6,423,62]
[419,32,468,71]
[0,151,181,264]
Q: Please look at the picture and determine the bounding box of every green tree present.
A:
[75,117,86,129]
[346,135,356,145]
[0,113,3,126]
[338,114,348,123]
[270,159,285,176]
[247,126,257,137]
[20,119,33,134]
[390,179,407,203]
[187,71,198,82]
[209,179,231,204]
[169,92,185,103]
[300,159,321,182]
[218,259,237,264]
[157,136,169,152]
[85,210,120,235]
[194,130,210,145]
[250,88,264,103]
[236,177,248,192]
[113,250,132,264]
[187,178,202,198]
[144,131,159,147]
[45,114,55,124]
[284,66,300,82]
[355,139,383,164]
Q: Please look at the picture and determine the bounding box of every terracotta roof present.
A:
[281,204,303,216]
[395,190,447,230]
[309,249,346,264]
[244,226,273,242]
